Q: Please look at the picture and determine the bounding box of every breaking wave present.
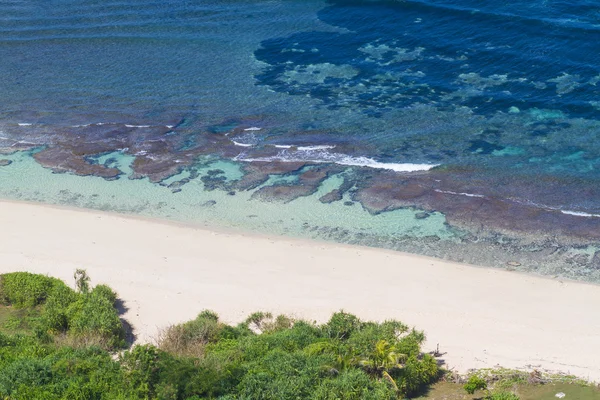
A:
[235,146,438,172]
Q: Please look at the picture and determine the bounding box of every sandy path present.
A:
[0,200,598,381]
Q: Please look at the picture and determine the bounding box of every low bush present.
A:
[464,374,488,394]
[157,310,224,357]
[66,284,125,348]
[0,272,64,308]
[314,369,397,400]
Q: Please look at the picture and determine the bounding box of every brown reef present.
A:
[2,114,600,255]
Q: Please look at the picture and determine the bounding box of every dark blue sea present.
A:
[1,0,600,280]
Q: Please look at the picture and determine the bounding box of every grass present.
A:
[414,381,600,400]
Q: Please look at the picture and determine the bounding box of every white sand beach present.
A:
[0,200,599,381]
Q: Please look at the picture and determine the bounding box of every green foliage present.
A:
[0,271,125,350]
[358,339,405,377]
[325,311,362,340]
[157,310,224,357]
[314,369,396,400]
[65,283,125,348]
[464,374,488,394]
[0,357,53,396]
[237,350,325,399]
[0,272,443,400]
[0,272,64,308]
[121,344,161,398]
[42,283,78,332]
[396,354,439,397]
[487,392,520,400]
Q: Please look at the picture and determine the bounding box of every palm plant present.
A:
[359,340,406,391]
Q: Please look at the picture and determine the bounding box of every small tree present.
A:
[74,269,90,294]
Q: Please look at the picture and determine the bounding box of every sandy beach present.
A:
[0,200,598,382]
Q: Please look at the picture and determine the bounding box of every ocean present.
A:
[1,0,599,281]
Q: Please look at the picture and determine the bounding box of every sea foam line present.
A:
[560,210,600,218]
[434,189,485,198]
[69,123,171,129]
[235,147,437,172]
[232,141,253,148]
[509,197,600,219]
[271,144,336,150]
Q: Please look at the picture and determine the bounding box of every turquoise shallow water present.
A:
[1,0,600,281]
[0,151,454,241]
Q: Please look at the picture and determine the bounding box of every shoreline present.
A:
[1,199,599,382]
[4,197,599,288]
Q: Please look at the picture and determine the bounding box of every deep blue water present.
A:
[1,0,600,221]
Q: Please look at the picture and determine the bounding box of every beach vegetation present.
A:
[464,374,488,394]
[487,393,520,400]
[2,272,596,400]
[0,272,441,399]
[0,271,125,349]
[413,379,600,400]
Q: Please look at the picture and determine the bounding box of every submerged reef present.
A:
[1,113,600,281]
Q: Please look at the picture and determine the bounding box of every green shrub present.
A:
[314,369,396,400]
[237,350,325,400]
[67,286,125,348]
[325,311,362,340]
[0,357,53,397]
[198,309,219,322]
[464,374,488,394]
[42,283,79,332]
[395,354,439,397]
[121,345,161,398]
[157,310,223,357]
[0,272,64,308]
[90,284,118,304]
[0,273,446,400]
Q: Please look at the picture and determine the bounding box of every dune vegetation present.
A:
[0,271,596,400]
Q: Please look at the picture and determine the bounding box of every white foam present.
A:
[235,147,437,172]
[336,157,437,172]
[125,124,151,128]
[17,123,32,126]
[560,210,600,218]
[243,127,262,131]
[297,145,336,151]
[232,141,254,148]
[509,197,600,218]
[166,125,174,129]
[270,144,336,151]
[434,189,485,198]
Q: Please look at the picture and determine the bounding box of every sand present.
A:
[0,200,599,382]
